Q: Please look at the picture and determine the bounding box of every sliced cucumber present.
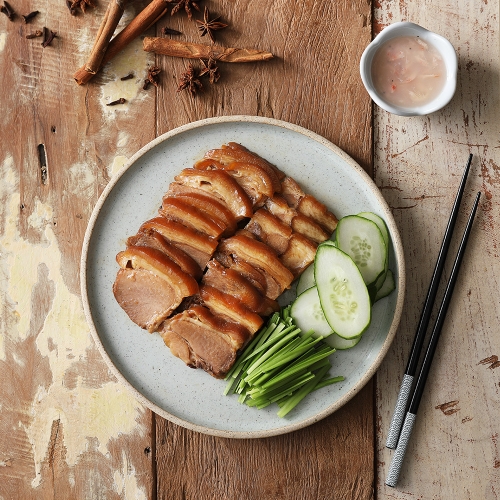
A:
[290,286,333,338]
[374,269,396,302]
[336,215,387,288]
[358,212,390,292]
[358,212,389,250]
[296,264,315,296]
[314,245,371,339]
[324,332,362,350]
[319,239,337,247]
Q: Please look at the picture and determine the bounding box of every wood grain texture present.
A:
[374,1,500,498]
[0,0,157,498]
[153,1,374,499]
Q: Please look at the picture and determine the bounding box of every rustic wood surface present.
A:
[0,0,497,498]
[374,1,500,499]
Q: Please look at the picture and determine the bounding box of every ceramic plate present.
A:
[81,116,405,438]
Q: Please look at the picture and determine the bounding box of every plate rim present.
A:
[80,115,406,438]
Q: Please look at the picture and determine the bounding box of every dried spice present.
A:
[177,64,202,96]
[161,26,183,36]
[41,28,57,48]
[26,29,43,39]
[199,57,220,84]
[70,0,95,14]
[168,0,201,21]
[120,72,134,81]
[196,7,227,43]
[66,0,77,15]
[22,10,39,23]
[1,1,15,21]
[107,98,126,105]
[143,65,161,89]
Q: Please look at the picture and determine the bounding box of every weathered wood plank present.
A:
[0,0,157,497]
[153,1,374,498]
[374,1,500,498]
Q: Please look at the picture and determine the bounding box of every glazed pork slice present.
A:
[217,234,294,299]
[204,142,284,192]
[280,233,318,277]
[194,158,275,207]
[161,305,251,378]
[290,214,331,244]
[265,195,297,225]
[159,197,226,238]
[200,285,264,335]
[127,228,202,280]
[164,191,237,236]
[202,260,279,316]
[172,168,253,220]
[140,217,218,270]
[113,246,199,332]
[297,194,338,233]
[280,176,305,208]
[245,208,293,255]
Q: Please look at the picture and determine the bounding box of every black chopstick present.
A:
[385,191,481,488]
[385,154,473,449]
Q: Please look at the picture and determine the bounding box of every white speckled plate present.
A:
[81,116,405,438]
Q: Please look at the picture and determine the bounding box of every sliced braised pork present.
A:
[203,260,279,316]
[164,191,237,236]
[297,194,338,233]
[113,246,199,332]
[161,306,250,378]
[140,217,218,270]
[127,228,202,280]
[245,208,292,255]
[217,234,294,299]
[159,197,227,238]
[194,159,275,207]
[280,233,318,277]
[172,168,253,220]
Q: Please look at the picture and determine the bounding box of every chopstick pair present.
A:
[385,154,481,487]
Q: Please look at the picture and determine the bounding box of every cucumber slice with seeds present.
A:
[291,286,333,338]
[296,264,315,296]
[336,215,387,288]
[314,245,371,339]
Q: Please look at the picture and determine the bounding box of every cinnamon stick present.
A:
[74,0,168,85]
[143,37,274,63]
[85,0,127,74]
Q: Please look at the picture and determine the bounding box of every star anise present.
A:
[70,0,95,14]
[143,66,161,90]
[168,0,201,21]
[177,65,202,96]
[196,7,228,43]
[199,57,220,84]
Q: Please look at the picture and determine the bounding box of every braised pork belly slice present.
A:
[245,209,293,255]
[290,214,331,244]
[202,260,279,316]
[161,306,246,378]
[114,247,199,332]
[280,233,318,277]
[264,195,297,225]
[159,197,226,238]
[194,159,274,208]
[165,191,237,236]
[140,217,217,270]
[173,169,253,220]
[281,176,305,208]
[204,143,283,192]
[200,285,263,335]
[218,234,294,299]
[297,194,338,233]
[127,228,202,280]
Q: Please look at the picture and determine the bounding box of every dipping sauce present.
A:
[371,36,447,108]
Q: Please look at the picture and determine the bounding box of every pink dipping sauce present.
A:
[371,36,447,108]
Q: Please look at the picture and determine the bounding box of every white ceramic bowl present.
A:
[360,22,458,116]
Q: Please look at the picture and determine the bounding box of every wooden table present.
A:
[0,0,498,498]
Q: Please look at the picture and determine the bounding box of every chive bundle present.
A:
[223,306,344,417]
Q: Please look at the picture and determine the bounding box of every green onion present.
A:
[223,306,345,417]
